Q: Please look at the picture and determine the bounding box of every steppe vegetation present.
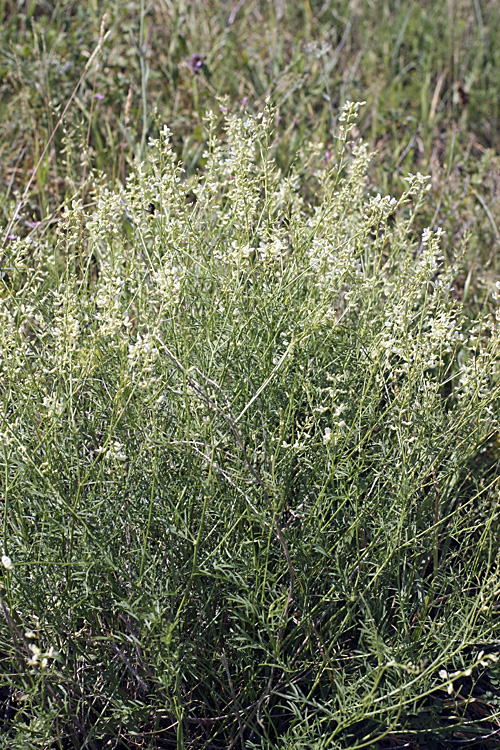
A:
[1,1,500,748]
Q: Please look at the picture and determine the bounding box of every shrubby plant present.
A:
[0,101,499,748]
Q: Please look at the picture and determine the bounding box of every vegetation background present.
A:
[1,1,500,748]
[1,0,500,267]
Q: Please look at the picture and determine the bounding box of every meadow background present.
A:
[1,1,500,748]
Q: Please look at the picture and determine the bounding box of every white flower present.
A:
[42,394,64,418]
[422,227,432,245]
[1,555,12,570]
[27,643,41,666]
[323,427,332,445]
[105,441,127,463]
[27,642,57,668]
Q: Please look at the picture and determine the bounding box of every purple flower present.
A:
[94,93,104,101]
[189,54,204,75]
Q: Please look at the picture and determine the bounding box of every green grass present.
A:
[1,2,500,748]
